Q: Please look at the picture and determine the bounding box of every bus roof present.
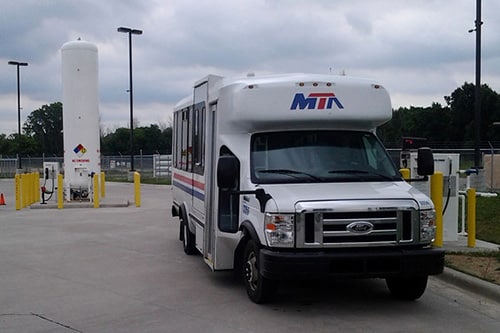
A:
[176,73,393,132]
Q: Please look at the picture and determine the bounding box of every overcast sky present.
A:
[1,0,499,135]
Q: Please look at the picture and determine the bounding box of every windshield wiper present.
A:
[258,169,323,181]
[328,169,395,181]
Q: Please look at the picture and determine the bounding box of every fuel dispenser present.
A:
[400,139,459,241]
[41,162,59,204]
[434,154,459,241]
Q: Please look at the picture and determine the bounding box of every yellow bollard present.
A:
[26,173,31,205]
[21,173,27,208]
[19,174,23,208]
[430,172,443,247]
[134,171,141,207]
[31,172,37,204]
[467,188,476,248]
[24,173,29,207]
[26,173,30,205]
[29,173,33,205]
[29,173,35,205]
[100,172,106,198]
[93,175,99,208]
[24,173,28,206]
[35,172,41,203]
[57,174,64,209]
[15,174,21,210]
[32,172,37,204]
[399,168,410,180]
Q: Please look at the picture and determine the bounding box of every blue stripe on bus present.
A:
[173,180,205,201]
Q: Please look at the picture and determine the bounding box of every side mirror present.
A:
[417,147,434,176]
[217,155,239,189]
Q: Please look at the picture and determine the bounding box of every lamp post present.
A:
[117,26,142,172]
[8,60,29,170]
[469,0,482,170]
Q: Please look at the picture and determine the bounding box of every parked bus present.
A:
[171,73,444,303]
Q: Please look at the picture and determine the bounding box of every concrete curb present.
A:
[434,267,500,303]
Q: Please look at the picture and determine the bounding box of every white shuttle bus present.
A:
[171,73,444,303]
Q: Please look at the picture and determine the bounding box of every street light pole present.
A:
[117,26,142,172]
[468,0,482,170]
[8,60,29,170]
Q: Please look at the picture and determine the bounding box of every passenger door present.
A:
[204,103,217,267]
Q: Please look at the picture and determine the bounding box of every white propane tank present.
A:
[61,39,101,200]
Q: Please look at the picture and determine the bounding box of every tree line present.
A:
[1,82,499,158]
[378,82,500,148]
[0,101,172,157]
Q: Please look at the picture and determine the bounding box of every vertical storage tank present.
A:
[61,39,101,200]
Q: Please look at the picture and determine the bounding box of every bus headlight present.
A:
[420,209,436,243]
[264,213,294,247]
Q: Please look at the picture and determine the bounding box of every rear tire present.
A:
[243,239,276,303]
[386,276,428,300]
[180,214,197,255]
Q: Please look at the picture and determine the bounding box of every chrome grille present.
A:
[295,200,418,248]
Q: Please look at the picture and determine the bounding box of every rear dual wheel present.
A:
[180,213,197,255]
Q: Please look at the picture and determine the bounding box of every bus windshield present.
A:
[250,130,400,184]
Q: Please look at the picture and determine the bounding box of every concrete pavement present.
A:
[0,178,499,332]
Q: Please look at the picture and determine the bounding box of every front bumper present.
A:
[260,247,445,280]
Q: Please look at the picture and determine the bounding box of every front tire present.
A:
[243,240,276,303]
[386,276,428,300]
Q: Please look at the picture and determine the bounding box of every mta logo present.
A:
[290,93,344,110]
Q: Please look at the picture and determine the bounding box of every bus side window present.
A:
[193,103,205,175]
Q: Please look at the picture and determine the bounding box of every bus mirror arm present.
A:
[229,188,272,213]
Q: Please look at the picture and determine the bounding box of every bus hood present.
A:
[258,181,434,212]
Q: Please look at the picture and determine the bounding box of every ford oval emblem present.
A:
[346,221,374,234]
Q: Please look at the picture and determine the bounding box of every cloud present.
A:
[1,0,499,136]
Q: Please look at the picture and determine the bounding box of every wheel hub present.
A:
[244,252,258,291]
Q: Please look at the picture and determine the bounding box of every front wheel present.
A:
[243,240,276,303]
[386,276,428,300]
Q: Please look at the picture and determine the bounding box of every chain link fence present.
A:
[0,154,172,181]
[1,148,498,190]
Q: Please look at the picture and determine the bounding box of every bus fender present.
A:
[234,221,260,277]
